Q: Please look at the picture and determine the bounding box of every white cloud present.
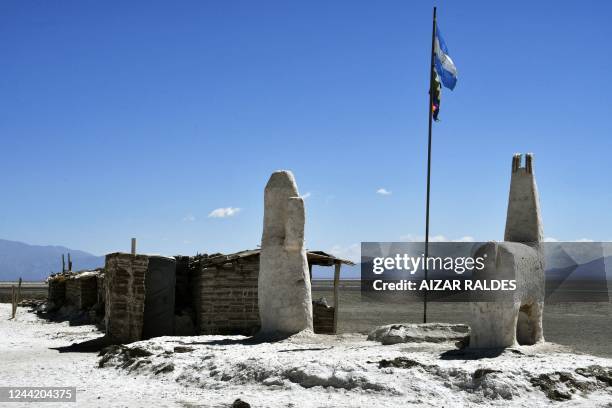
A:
[399,234,422,242]
[544,237,596,242]
[182,214,196,222]
[376,188,392,195]
[208,207,241,218]
[329,243,360,263]
[301,192,312,199]
[400,234,474,242]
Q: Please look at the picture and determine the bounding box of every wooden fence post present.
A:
[333,262,341,333]
[131,238,136,256]
[11,285,16,319]
[17,278,22,305]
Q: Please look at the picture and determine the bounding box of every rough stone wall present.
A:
[191,260,202,332]
[97,273,105,307]
[174,255,191,310]
[196,258,260,335]
[65,276,98,309]
[189,254,209,332]
[65,279,78,306]
[48,278,66,306]
[104,253,148,343]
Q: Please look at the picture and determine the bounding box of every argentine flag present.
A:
[434,24,457,90]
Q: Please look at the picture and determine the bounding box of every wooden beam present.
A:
[308,263,313,282]
[131,238,137,256]
[17,277,22,305]
[333,262,341,333]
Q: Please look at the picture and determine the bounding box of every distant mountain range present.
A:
[1,238,609,283]
[0,239,104,281]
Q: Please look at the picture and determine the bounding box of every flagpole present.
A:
[423,6,437,324]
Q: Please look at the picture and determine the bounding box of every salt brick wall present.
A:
[97,274,105,306]
[104,253,148,342]
[65,277,98,309]
[197,259,260,335]
[48,279,66,305]
[312,303,335,334]
[190,259,202,331]
[65,279,78,306]
[194,256,336,335]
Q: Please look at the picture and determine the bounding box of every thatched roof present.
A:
[200,249,354,267]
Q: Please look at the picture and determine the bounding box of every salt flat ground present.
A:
[2,304,612,407]
[0,282,47,303]
[312,285,612,358]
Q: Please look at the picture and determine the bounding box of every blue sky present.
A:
[0,1,610,261]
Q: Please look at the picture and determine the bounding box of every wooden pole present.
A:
[423,6,437,324]
[11,285,16,319]
[67,253,72,271]
[62,254,65,273]
[131,238,137,256]
[17,278,22,305]
[333,262,341,333]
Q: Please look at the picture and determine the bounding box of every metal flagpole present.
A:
[424,6,437,324]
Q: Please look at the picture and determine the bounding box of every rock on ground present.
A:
[367,323,470,345]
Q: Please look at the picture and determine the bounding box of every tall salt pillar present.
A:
[504,153,543,244]
[258,170,313,336]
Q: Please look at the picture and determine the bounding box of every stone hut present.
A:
[104,253,176,343]
[47,274,68,307]
[191,249,353,335]
[65,270,102,309]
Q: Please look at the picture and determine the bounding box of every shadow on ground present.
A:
[440,347,521,360]
[50,335,114,353]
